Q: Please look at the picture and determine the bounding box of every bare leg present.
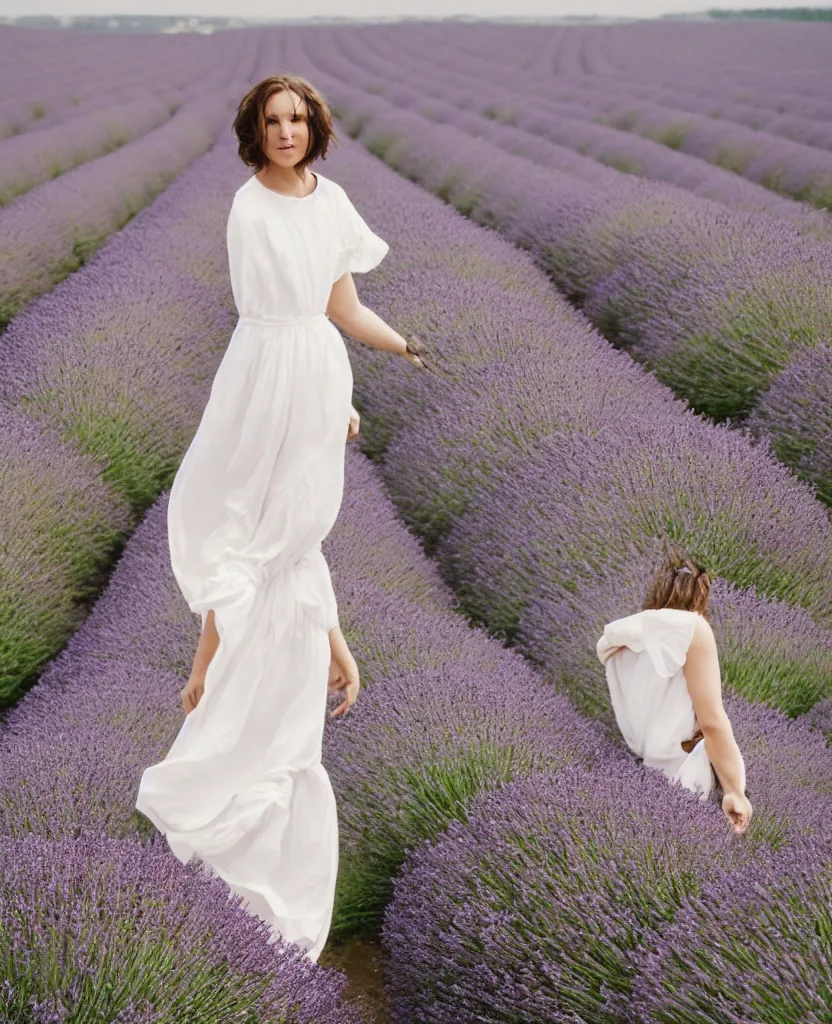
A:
[189,609,220,683]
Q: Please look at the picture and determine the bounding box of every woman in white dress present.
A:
[135,75,428,962]
[597,549,753,834]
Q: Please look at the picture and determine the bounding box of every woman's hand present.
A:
[328,648,360,718]
[403,334,437,373]
[347,405,360,440]
[180,671,205,715]
[722,791,752,834]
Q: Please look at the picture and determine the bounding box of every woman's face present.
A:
[262,88,311,169]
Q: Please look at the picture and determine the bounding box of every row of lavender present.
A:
[0,476,384,1020]
[1,89,186,206]
[0,29,253,207]
[321,31,832,512]
[2,397,830,1020]
[381,21,832,208]
[294,96,832,1023]
[427,21,832,135]
[0,79,612,1013]
[434,18,832,118]
[461,19,832,125]
[0,48,829,1017]
[0,26,224,138]
[279,63,832,722]
[0,104,258,704]
[294,49,832,506]
[383,769,832,1023]
[553,23,832,139]
[0,60,255,328]
[325,25,832,241]
[374,20,832,129]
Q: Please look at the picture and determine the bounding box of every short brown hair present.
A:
[643,544,711,618]
[231,74,337,177]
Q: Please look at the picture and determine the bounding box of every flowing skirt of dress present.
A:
[135,312,352,963]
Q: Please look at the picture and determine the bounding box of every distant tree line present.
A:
[709,7,832,19]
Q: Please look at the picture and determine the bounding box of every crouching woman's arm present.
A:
[684,616,752,834]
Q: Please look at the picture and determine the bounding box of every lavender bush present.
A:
[630,848,832,1024]
[0,85,237,327]
[0,832,365,1024]
[749,344,832,507]
[705,692,832,851]
[316,24,832,241]
[807,697,832,744]
[0,138,247,701]
[0,90,182,205]
[0,405,130,708]
[294,63,832,424]
[364,21,832,209]
[381,764,749,1024]
[287,140,832,713]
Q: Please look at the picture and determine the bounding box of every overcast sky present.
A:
[1,0,830,19]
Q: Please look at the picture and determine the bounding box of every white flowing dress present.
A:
[135,170,389,962]
[596,608,721,799]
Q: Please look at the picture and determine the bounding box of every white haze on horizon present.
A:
[1,0,830,22]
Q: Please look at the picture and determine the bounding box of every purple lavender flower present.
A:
[315,24,832,241]
[293,60,832,427]
[631,845,832,1024]
[0,91,182,205]
[381,763,749,1024]
[0,138,245,699]
[0,831,364,1024]
[0,86,236,327]
[0,404,131,706]
[350,21,832,210]
[749,343,832,507]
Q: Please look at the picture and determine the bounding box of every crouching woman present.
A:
[597,550,752,834]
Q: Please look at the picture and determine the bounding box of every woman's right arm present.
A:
[684,616,751,829]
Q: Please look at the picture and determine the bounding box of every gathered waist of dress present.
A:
[239,312,331,329]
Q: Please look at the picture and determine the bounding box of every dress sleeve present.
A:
[642,610,697,678]
[597,609,696,678]
[335,186,389,280]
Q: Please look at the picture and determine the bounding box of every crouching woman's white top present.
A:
[596,607,717,800]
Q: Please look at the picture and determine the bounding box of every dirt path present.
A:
[319,933,391,1023]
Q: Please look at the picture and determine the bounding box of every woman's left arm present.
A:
[327,271,408,355]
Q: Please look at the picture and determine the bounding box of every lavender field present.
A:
[1,16,830,1023]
